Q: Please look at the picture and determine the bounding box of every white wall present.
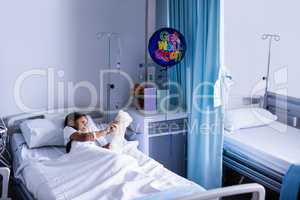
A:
[225,0,300,108]
[0,0,146,116]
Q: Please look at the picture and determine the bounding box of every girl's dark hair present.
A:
[64,112,87,153]
[64,112,87,128]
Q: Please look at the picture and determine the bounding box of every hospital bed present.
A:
[6,107,265,200]
[223,92,300,193]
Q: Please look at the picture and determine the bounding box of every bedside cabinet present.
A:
[126,108,188,177]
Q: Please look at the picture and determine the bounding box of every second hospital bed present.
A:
[224,93,300,194]
[224,120,300,192]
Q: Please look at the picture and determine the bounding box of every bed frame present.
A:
[5,107,266,200]
[223,92,300,194]
[223,149,283,192]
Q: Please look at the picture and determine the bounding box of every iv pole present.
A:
[261,33,280,108]
[96,32,121,122]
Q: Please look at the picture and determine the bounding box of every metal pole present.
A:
[265,38,272,97]
[261,33,280,108]
[107,35,111,122]
[166,66,169,121]
[96,32,120,122]
[145,0,149,64]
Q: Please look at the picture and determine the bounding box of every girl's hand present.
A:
[87,133,95,141]
[106,122,118,134]
[81,126,89,133]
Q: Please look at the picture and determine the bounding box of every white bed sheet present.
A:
[224,121,300,174]
[11,134,65,183]
[11,134,204,200]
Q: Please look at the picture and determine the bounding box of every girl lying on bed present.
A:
[64,112,118,153]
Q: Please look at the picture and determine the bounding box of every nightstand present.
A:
[126,108,188,177]
[0,118,11,200]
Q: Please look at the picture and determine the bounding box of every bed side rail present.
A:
[178,183,265,200]
[0,167,11,200]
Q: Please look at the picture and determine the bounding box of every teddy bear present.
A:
[109,110,133,153]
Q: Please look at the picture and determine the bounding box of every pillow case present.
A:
[225,108,278,132]
[20,118,64,148]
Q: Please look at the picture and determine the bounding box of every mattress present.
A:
[11,134,204,200]
[224,121,300,174]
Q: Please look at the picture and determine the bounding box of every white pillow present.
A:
[86,115,99,131]
[225,108,278,132]
[20,115,102,148]
[20,118,64,148]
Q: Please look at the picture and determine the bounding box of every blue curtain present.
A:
[155,0,169,29]
[155,0,184,108]
[168,0,223,189]
[167,0,194,110]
